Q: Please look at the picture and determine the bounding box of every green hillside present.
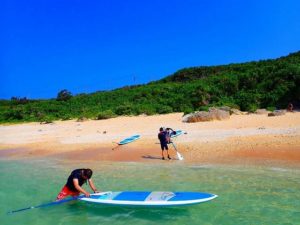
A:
[1,51,300,123]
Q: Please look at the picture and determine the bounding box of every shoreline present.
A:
[0,112,300,168]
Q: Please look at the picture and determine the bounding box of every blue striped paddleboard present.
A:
[80,191,217,207]
[170,130,183,138]
[118,135,140,145]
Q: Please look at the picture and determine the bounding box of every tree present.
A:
[57,89,72,101]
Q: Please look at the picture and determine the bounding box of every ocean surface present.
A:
[1,159,299,225]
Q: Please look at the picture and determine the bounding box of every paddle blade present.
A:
[177,151,184,160]
[171,142,184,160]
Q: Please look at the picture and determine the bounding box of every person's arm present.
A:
[88,178,99,193]
[73,178,90,197]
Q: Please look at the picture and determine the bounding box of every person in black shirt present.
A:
[56,168,99,200]
[158,127,171,160]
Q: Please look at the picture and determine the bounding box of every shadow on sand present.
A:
[142,155,179,161]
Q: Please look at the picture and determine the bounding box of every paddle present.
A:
[112,141,121,150]
[7,195,83,215]
[170,141,184,160]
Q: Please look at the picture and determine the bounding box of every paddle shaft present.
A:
[112,144,121,150]
[7,196,82,214]
[170,142,184,160]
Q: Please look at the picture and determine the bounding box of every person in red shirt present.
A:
[56,168,99,200]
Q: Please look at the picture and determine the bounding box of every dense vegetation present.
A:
[1,51,300,123]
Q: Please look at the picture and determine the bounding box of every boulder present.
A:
[217,106,231,112]
[230,108,243,115]
[268,110,286,117]
[208,108,230,120]
[255,109,270,115]
[214,106,244,115]
[182,108,230,123]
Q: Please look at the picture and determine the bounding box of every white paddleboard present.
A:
[80,191,217,206]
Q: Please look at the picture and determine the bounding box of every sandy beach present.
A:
[0,112,300,167]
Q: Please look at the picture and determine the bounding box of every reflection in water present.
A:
[81,203,190,221]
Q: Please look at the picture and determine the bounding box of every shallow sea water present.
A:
[1,159,299,225]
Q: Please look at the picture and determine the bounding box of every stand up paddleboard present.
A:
[170,130,183,138]
[8,191,217,214]
[118,135,140,145]
[80,191,217,206]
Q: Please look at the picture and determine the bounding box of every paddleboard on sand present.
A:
[118,135,140,145]
[170,130,183,138]
[80,191,217,206]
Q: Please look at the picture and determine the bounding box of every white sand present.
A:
[1,112,300,166]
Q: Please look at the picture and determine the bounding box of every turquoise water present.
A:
[1,159,299,225]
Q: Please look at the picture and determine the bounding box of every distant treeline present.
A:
[1,51,300,123]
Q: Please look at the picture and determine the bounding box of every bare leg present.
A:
[166,150,171,159]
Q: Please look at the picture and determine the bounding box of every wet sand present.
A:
[0,112,300,167]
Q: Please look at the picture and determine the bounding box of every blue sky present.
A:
[1,0,300,99]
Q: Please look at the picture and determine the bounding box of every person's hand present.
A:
[84,192,91,197]
[94,189,100,193]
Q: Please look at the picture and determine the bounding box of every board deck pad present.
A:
[80,191,217,206]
